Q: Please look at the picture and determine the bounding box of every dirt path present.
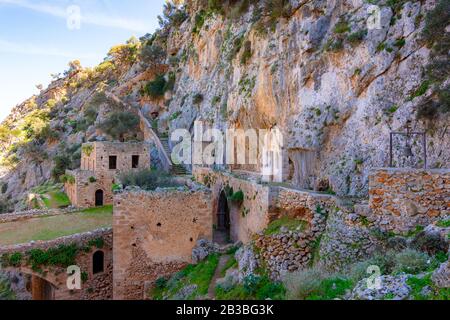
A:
[207,255,231,299]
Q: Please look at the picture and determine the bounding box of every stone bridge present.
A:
[0,228,113,300]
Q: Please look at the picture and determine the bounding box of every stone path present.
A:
[207,255,231,299]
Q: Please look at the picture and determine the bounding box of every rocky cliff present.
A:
[0,0,448,211]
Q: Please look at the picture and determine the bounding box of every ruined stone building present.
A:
[64,142,151,208]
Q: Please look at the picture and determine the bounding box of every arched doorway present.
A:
[93,250,104,274]
[95,189,104,207]
[214,191,231,244]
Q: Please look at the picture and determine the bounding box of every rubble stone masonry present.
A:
[369,168,450,233]
[113,187,212,300]
[65,141,151,208]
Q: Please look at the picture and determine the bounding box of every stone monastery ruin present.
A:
[0,0,449,301]
[0,135,448,300]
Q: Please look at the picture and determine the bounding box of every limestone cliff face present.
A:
[0,0,448,210]
[160,0,449,196]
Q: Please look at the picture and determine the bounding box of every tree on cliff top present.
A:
[97,111,140,142]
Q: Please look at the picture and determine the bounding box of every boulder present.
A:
[351,275,411,300]
[235,245,259,283]
[432,261,450,289]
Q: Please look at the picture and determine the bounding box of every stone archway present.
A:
[95,189,104,207]
[5,267,59,300]
[214,190,231,244]
[31,275,55,300]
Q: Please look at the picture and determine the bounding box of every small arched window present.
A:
[93,251,104,274]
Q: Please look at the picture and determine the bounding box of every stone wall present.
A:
[193,167,272,244]
[0,228,113,300]
[369,168,450,233]
[0,207,78,224]
[65,141,151,208]
[81,141,151,174]
[270,186,338,221]
[113,187,212,300]
[65,169,115,208]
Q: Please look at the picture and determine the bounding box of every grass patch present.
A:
[406,274,450,300]
[221,256,238,277]
[42,191,71,209]
[216,274,285,300]
[0,277,15,300]
[283,267,354,300]
[264,217,307,236]
[150,254,220,300]
[0,206,112,246]
[305,277,354,300]
[409,80,431,100]
[436,219,450,228]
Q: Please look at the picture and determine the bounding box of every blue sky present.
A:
[0,0,166,121]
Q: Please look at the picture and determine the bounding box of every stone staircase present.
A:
[104,91,189,175]
[158,135,188,176]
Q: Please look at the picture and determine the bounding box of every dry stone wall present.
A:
[369,168,450,233]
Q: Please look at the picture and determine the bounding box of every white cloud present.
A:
[0,0,154,32]
[0,38,101,59]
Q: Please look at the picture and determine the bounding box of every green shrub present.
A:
[119,169,180,191]
[169,111,182,121]
[52,154,72,181]
[27,244,79,271]
[81,271,88,283]
[88,238,104,249]
[240,40,252,65]
[228,190,244,204]
[334,20,350,34]
[216,274,285,300]
[0,277,15,300]
[192,10,207,34]
[436,219,450,228]
[97,111,140,141]
[83,105,98,125]
[144,74,167,98]
[155,277,168,290]
[193,93,204,105]
[140,44,165,64]
[347,29,367,45]
[283,266,328,300]
[306,277,354,300]
[393,249,430,275]
[2,252,22,267]
[393,38,406,48]
[324,38,344,52]
[422,0,449,50]
[264,217,307,236]
[164,72,176,92]
[60,174,75,185]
